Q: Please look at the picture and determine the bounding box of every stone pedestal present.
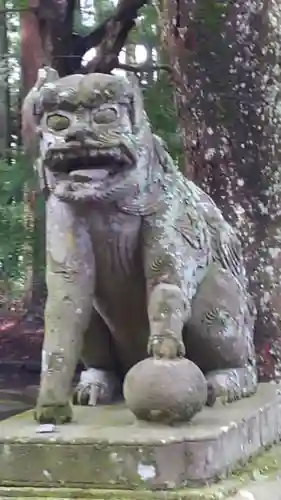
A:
[0,383,280,493]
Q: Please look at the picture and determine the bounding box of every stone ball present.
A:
[123,357,207,424]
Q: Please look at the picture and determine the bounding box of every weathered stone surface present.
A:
[0,383,280,490]
[0,486,237,500]
[123,358,208,423]
[1,443,281,499]
[0,485,238,500]
[0,472,280,499]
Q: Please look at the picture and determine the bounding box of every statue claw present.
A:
[34,402,73,424]
[72,368,121,406]
[73,383,99,406]
[205,366,258,406]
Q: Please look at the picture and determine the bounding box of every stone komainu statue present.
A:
[22,68,257,424]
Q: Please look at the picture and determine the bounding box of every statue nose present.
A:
[65,127,86,144]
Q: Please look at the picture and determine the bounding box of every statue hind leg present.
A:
[73,308,122,406]
[184,262,257,405]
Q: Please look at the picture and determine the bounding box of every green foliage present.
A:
[0,154,36,288]
[9,0,27,8]
[0,154,32,204]
[129,4,159,46]
[133,3,184,165]
[144,73,183,166]
[0,202,25,282]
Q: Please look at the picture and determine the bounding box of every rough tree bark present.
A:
[159,0,281,380]
[20,1,46,307]
[0,0,10,160]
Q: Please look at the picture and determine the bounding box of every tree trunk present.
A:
[0,0,10,161]
[161,0,281,380]
[20,4,46,308]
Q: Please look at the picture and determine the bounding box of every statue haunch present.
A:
[22,68,257,424]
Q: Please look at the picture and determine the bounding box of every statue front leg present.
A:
[124,232,207,423]
[35,195,95,424]
[147,283,186,359]
[143,232,188,359]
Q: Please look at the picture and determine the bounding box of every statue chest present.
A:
[86,209,148,344]
[87,207,145,298]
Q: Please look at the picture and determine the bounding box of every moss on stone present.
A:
[34,403,73,424]
[231,445,281,480]
[1,445,281,499]
[0,484,238,499]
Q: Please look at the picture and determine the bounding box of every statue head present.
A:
[22,67,158,203]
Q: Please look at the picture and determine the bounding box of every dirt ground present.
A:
[0,308,81,391]
[0,306,277,383]
[0,310,43,364]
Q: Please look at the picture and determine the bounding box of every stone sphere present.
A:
[123,357,207,424]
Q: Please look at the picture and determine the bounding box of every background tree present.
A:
[158,0,281,380]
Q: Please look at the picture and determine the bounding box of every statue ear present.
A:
[125,73,145,132]
[21,67,59,155]
[34,66,59,91]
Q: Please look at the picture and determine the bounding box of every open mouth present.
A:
[46,146,134,182]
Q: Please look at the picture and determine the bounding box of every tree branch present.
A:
[116,62,172,74]
[23,0,151,76]
[81,0,150,73]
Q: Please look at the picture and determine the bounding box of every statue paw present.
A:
[206,366,258,406]
[34,402,73,424]
[148,334,185,359]
[72,368,121,406]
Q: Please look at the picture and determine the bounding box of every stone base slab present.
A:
[0,383,280,490]
[0,485,238,500]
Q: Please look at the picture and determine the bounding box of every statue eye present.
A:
[46,114,70,131]
[93,107,118,124]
